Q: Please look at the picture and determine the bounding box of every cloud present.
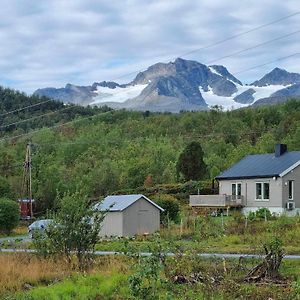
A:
[0,0,299,93]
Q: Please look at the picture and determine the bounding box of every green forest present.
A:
[1,87,300,212]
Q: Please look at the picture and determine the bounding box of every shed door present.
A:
[138,209,150,234]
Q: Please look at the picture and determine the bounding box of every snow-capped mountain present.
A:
[33,58,300,112]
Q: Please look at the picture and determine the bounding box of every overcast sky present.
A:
[0,0,299,93]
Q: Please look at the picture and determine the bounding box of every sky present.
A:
[0,0,299,94]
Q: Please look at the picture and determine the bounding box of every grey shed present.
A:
[94,194,164,237]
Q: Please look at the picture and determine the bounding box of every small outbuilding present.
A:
[94,194,164,237]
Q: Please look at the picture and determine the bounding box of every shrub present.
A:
[36,191,106,270]
[255,208,271,220]
[0,176,13,198]
[152,194,180,224]
[0,198,19,234]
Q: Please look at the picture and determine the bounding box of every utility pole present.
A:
[20,142,34,219]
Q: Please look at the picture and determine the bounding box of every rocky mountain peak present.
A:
[251,67,300,87]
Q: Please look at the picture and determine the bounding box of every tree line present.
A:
[0,85,300,211]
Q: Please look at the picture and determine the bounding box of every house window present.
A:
[232,183,242,199]
[256,182,270,200]
[288,180,294,200]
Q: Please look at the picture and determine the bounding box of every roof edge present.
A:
[216,174,278,181]
[279,160,300,177]
[95,194,165,212]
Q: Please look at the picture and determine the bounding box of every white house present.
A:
[190,144,300,215]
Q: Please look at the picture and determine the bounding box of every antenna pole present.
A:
[28,142,33,218]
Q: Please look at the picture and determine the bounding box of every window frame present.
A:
[255,182,270,201]
[231,182,242,199]
[288,180,294,200]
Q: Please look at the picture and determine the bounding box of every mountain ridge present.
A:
[34,58,300,112]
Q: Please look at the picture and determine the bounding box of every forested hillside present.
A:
[1,86,300,212]
[0,86,110,136]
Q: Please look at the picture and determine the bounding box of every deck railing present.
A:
[189,194,245,207]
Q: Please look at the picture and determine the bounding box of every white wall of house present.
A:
[219,177,283,214]
[123,199,160,236]
[219,163,300,214]
[282,164,300,209]
[99,211,123,237]
[99,198,161,237]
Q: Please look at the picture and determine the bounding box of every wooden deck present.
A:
[189,194,245,208]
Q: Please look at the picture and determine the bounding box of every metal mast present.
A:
[20,142,33,218]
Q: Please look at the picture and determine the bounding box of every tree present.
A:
[176,141,207,181]
[39,191,105,270]
[0,198,19,234]
[0,176,13,198]
[152,194,180,224]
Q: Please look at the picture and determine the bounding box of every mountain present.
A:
[251,68,300,87]
[34,59,300,112]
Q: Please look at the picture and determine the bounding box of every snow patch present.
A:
[199,87,247,110]
[91,84,148,104]
[234,84,290,102]
[209,66,221,76]
[199,84,290,110]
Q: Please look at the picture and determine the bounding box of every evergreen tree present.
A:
[176,141,207,181]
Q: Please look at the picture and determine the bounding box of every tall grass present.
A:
[0,254,71,296]
[13,273,128,300]
[0,253,130,298]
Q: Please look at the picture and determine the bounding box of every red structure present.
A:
[18,199,35,219]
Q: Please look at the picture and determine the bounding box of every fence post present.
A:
[180,218,183,237]
[221,213,224,230]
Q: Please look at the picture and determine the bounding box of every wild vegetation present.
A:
[0,87,300,212]
[2,89,300,298]
[0,198,19,234]
[2,235,300,300]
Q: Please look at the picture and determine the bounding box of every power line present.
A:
[0,11,298,121]
[0,104,76,130]
[232,53,300,75]
[1,16,300,137]
[1,51,300,133]
[177,12,300,58]
[2,49,300,132]
[0,99,53,118]
[100,11,300,82]
[16,128,276,148]
[0,109,114,144]
[206,29,300,65]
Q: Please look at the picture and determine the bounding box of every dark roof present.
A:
[94,194,164,212]
[216,151,300,180]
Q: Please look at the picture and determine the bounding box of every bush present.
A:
[0,176,13,198]
[152,194,180,224]
[37,191,106,270]
[255,208,272,220]
[0,198,19,234]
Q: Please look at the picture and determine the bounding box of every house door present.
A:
[137,210,150,234]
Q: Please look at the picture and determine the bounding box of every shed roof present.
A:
[216,151,300,180]
[94,194,164,212]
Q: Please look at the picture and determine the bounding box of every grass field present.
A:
[1,253,300,300]
[94,214,300,255]
[2,214,300,299]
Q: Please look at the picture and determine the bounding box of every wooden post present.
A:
[245,215,248,229]
[264,209,267,222]
[180,218,183,237]
[221,213,224,230]
[226,207,229,217]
